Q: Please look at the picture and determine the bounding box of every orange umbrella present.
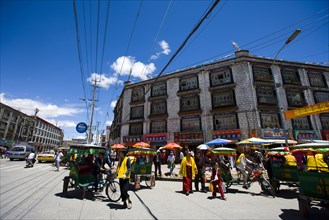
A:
[111,144,126,149]
[132,142,150,148]
[162,142,182,150]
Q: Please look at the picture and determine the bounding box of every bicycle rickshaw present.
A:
[62,144,121,201]
[127,148,157,189]
[295,146,329,217]
[266,147,299,193]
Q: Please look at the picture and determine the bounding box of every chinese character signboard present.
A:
[144,133,168,142]
[212,130,241,140]
[123,136,142,143]
[174,132,203,143]
[293,130,321,141]
[261,128,284,139]
[284,101,329,120]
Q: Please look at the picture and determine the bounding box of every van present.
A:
[9,145,35,161]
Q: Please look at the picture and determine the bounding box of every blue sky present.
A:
[1,0,328,141]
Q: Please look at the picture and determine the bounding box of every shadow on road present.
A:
[279,207,329,220]
[55,190,96,201]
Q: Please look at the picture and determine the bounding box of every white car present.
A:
[37,151,56,163]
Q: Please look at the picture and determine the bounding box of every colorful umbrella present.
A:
[291,148,319,156]
[111,143,125,149]
[236,137,273,145]
[197,144,210,150]
[132,142,150,148]
[127,148,157,156]
[205,138,232,146]
[162,142,182,150]
[267,151,289,156]
[211,147,236,156]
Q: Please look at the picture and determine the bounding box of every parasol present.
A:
[111,143,126,149]
[197,144,210,150]
[132,142,150,148]
[211,147,236,156]
[205,138,232,146]
[236,137,273,145]
[127,147,157,156]
[162,142,182,150]
[291,148,319,156]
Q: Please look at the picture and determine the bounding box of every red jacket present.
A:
[211,167,223,181]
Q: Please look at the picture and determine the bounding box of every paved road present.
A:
[1,159,328,220]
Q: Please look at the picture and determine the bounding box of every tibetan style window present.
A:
[150,120,167,133]
[253,65,273,82]
[260,112,280,128]
[129,122,143,135]
[286,90,305,107]
[151,101,167,115]
[308,72,326,88]
[213,113,238,130]
[180,95,200,112]
[180,76,198,91]
[181,116,201,132]
[151,83,167,97]
[210,68,232,87]
[212,90,235,108]
[281,68,301,85]
[256,87,276,105]
[292,117,310,130]
[131,86,145,102]
[314,92,329,103]
[130,106,144,120]
[320,113,329,130]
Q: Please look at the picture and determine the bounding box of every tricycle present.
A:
[127,148,157,189]
[62,144,121,201]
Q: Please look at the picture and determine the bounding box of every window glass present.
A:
[151,101,167,115]
[212,91,235,108]
[286,90,305,107]
[180,95,200,111]
[210,68,232,86]
[151,83,167,97]
[253,65,273,82]
[150,120,167,133]
[308,72,326,87]
[292,117,310,130]
[131,86,145,102]
[180,76,198,91]
[181,117,201,131]
[313,92,329,103]
[260,112,280,128]
[281,68,301,85]
[130,106,144,120]
[213,113,238,130]
[320,113,329,130]
[256,87,277,105]
[129,123,143,135]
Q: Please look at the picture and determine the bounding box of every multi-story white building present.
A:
[108,50,329,151]
[0,102,63,150]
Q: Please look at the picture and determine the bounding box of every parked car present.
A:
[9,145,35,161]
[37,151,56,163]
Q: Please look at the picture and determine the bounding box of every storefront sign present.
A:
[123,135,143,143]
[144,133,168,142]
[174,132,203,143]
[212,130,241,139]
[261,128,284,139]
[293,130,321,141]
[284,101,329,120]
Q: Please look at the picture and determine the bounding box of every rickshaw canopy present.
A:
[127,147,157,157]
[211,147,236,156]
[68,144,106,155]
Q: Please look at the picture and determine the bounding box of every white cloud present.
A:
[87,73,123,89]
[110,56,156,80]
[110,100,117,109]
[105,120,112,126]
[150,40,171,60]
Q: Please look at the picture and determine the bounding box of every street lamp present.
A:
[272,29,301,147]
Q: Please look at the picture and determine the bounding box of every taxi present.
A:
[37,150,56,163]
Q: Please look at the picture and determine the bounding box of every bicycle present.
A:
[99,170,121,202]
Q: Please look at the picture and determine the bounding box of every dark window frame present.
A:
[252,65,274,82]
[281,68,301,85]
[179,75,199,91]
[151,83,167,97]
[209,68,233,87]
[211,90,236,108]
[213,112,238,130]
[130,106,144,120]
[181,116,202,132]
[150,120,167,133]
[129,122,143,135]
[180,95,200,112]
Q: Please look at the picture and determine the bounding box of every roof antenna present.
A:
[232,41,240,51]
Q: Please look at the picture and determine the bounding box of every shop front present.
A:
[174,131,203,152]
[212,129,242,142]
[293,130,321,143]
[144,133,169,150]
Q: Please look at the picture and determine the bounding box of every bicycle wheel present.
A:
[106,181,121,202]
[261,179,276,197]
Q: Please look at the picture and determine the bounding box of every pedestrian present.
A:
[179,151,197,196]
[111,150,117,167]
[210,162,226,200]
[55,150,64,171]
[167,151,176,176]
[161,150,166,164]
[92,152,106,194]
[117,150,132,209]
[194,151,206,192]
[180,151,184,162]
[153,150,162,178]
[235,151,254,189]
[103,147,112,168]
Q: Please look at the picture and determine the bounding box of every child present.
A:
[211,162,226,200]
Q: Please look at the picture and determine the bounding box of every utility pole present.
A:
[88,78,99,144]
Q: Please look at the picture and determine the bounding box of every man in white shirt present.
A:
[55,150,64,171]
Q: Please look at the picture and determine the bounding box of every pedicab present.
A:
[295,146,329,217]
[62,144,121,201]
[127,147,157,189]
[266,147,300,193]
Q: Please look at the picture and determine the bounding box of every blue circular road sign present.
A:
[76,122,88,133]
